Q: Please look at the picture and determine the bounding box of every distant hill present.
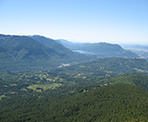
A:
[0,34,94,72]
[57,39,138,58]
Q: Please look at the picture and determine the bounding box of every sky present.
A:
[0,0,148,44]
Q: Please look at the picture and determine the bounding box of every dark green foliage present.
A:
[0,34,95,72]
[110,74,148,90]
[0,34,67,72]
[49,84,148,122]
[0,35,51,59]
[31,35,73,57]
[0,71,148,122]
[0,83,148,122]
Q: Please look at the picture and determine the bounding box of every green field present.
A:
[27,83,62,92]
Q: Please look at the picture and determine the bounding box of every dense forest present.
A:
[0,83,148,122]
[0,62,148,121]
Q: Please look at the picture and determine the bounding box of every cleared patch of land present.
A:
[27,83,62,92]
[0,95,6,100]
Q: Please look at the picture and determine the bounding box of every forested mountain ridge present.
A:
[31,35,74,57]
[0,34,57,59]
[0,34,75,60]
[0,34,139,72]
[57,39,138,58]
[0,34,95,72]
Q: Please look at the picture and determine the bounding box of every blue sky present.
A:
[0,0,148,44]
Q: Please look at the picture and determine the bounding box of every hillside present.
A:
[0,34,78,60]
[31,35,74,57]
[0,83,148,122]
[1,58,148,98]
[55,58,148,77]
[0,34,50,59]
[57,39,138,58]
[0,58,148,121]
[0,34,94,72]
[110,74,148,90]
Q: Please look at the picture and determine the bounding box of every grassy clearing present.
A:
[0,95,6,100]
[9,84,17,86]
[27,83,62,92]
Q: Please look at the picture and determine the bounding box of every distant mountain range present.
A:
[57,39,138,58]
[0,34,138,72]
[121,44,148,59]
[122,44,148,50]
[0,34,74,60]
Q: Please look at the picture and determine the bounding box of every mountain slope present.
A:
[0,83,148,122]
[55,58,148,77]
[0,34,61,59]
[57,39,138,58]
[31,35,74,57]
[110,74,148,90]
[0,34,95,72]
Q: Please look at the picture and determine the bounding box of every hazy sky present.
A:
[0,0,148,44]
